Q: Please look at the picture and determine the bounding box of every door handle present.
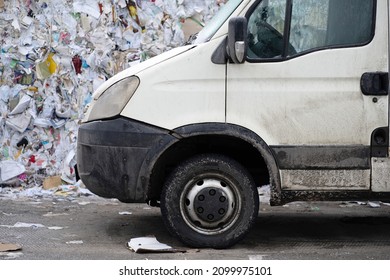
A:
[361,72,388,95]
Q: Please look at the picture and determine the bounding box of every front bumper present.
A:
[77,117,174,202]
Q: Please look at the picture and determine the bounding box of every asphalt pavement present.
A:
[1,189,390,260]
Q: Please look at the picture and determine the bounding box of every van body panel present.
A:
[226,0,388,191]
[281,170,370,191]
[372,157,390,192]
[121,38,227,129]
[227,44,388,145]
[90,45,195,100]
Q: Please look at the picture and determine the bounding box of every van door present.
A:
[226,0,389,191]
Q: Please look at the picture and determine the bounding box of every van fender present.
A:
[138,123,282,205]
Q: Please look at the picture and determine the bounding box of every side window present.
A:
[247,0,375,60]
[288,0,329,54]
[247,0,287,59]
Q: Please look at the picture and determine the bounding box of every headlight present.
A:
[87,76,140,121]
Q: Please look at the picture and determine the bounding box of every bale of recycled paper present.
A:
[0,0,225,189]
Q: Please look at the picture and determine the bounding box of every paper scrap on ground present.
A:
[77,201,91,205]
[66,240,83,244]
[48,226,64,230]
[0,160,26,183]
[43,176,63,190]
[43,212,69,217]
[0,243,22,252]
[0,222,45,228]
[0,252,24,259]
[258,185,271,204]
[127,237,186,253]
[119,211,132,215]
[368,201,381,208]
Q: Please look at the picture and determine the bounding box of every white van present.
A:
[77,0,390,248]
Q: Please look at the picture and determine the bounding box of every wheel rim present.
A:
[180,173,242,235]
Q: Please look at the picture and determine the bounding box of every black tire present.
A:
[161,154,259,248]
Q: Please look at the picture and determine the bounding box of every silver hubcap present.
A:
[181,176,241,235]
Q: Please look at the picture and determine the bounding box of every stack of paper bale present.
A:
[0,0,226,188]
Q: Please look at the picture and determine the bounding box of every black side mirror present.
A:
[227,17,247,64]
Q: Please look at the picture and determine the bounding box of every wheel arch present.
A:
[141,123,282,206]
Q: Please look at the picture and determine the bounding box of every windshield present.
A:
[193,0,243,44]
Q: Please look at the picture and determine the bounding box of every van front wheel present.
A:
[160,154,259,248]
